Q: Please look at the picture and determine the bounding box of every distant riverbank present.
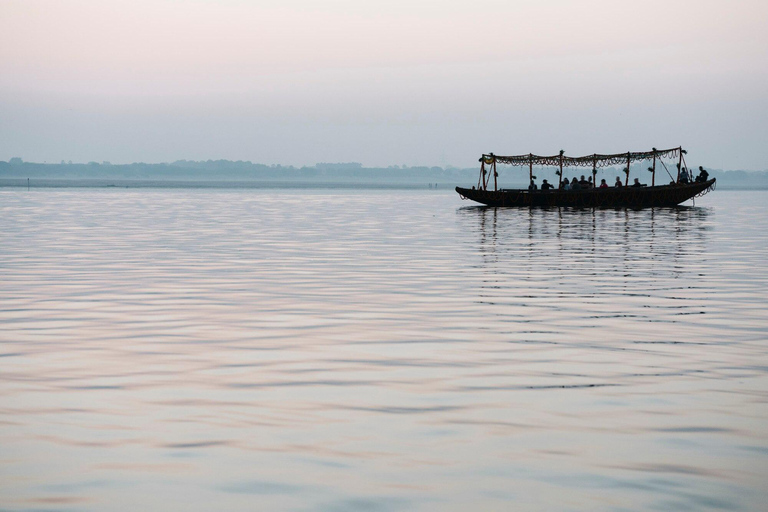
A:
[0,179,456,190]
[2,159,767,190]
[1,178,765,191]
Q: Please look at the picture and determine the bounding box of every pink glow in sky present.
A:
[1,0,767,168]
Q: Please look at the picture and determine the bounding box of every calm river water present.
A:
[1,188,767,511]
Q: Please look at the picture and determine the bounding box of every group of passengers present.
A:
[561,175,594,190]
[528,166,710,192]
[615,177,647,188]
[529,174,642,191]
[678,166,710,184]
[528,175,597,191]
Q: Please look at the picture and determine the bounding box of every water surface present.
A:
[1,189,767,511]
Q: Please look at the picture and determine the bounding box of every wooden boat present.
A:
[456,147,715,208]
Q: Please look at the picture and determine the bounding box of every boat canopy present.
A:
[481,147,682,169]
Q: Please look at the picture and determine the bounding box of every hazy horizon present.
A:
[4,156,767,173]
[2,0,767,170]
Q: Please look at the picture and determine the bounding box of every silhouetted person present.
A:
[631,178,646,188]
[680,167,690,184]
[571,178,581,191]
[528,179,538,191]
[599,179,608,188]
[562,178,571,190]
[541,179,553,190]
[614,177,623,187]
[578,175,589,188]
[696,166,709,182]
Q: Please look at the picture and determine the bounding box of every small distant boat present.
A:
[456,147,715,208]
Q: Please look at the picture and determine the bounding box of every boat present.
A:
[456,147,715,208]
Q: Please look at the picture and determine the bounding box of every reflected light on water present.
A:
[1,189,767,511]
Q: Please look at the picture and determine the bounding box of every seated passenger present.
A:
[528,179,538,191]
[631,178,646,188]
[578,175,590,188]
[541,179,553,190]
[680,167,690,184]
[696,166,710,182]
[562,178,571,190]
[614,177,623,187]
[599,179,608,188]
[587,176,594,188]
[571,178,581,191]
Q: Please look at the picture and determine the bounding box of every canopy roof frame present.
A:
[481,147,682,170]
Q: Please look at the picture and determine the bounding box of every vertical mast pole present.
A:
[478,160,484,190]
[625,152,631,186]
[592,155,597,188]
[485,153,493,190]
[493,158,498,191]
[529,153,533,185]
[652,150,657,187]
[558,151,563,189]
[677,147,683,183]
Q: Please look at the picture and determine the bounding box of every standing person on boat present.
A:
[541,179,553,190]
[696,166,710,182]
[528,179,538,191]
[614,177,623,187]
[599,179,608,188]
[680,167,690,184]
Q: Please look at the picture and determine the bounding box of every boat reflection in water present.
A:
[450,206,751,512]
[460,205,711,272]
[455,204,714,342]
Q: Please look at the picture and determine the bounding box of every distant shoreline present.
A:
[1,178,765,191]
[2,160,768,190]
[0,179,455,190]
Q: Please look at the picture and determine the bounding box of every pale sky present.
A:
[1,0,767,169]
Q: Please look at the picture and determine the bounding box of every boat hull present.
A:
[456,179,715,208]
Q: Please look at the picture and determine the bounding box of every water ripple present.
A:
[1,189,767,511]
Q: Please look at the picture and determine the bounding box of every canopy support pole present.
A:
[677,147,683,183]
[652,150,657,187]
[558,151,563,189]
[478,161,485,190]
[592,155,597,188]
[625,152,631,186]
[529,154,533,186]
[493,158,498,191]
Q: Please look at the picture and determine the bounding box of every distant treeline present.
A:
[1,159,767,189]
[0,159,478,185]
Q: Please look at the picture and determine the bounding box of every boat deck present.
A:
[456,179,716,208]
